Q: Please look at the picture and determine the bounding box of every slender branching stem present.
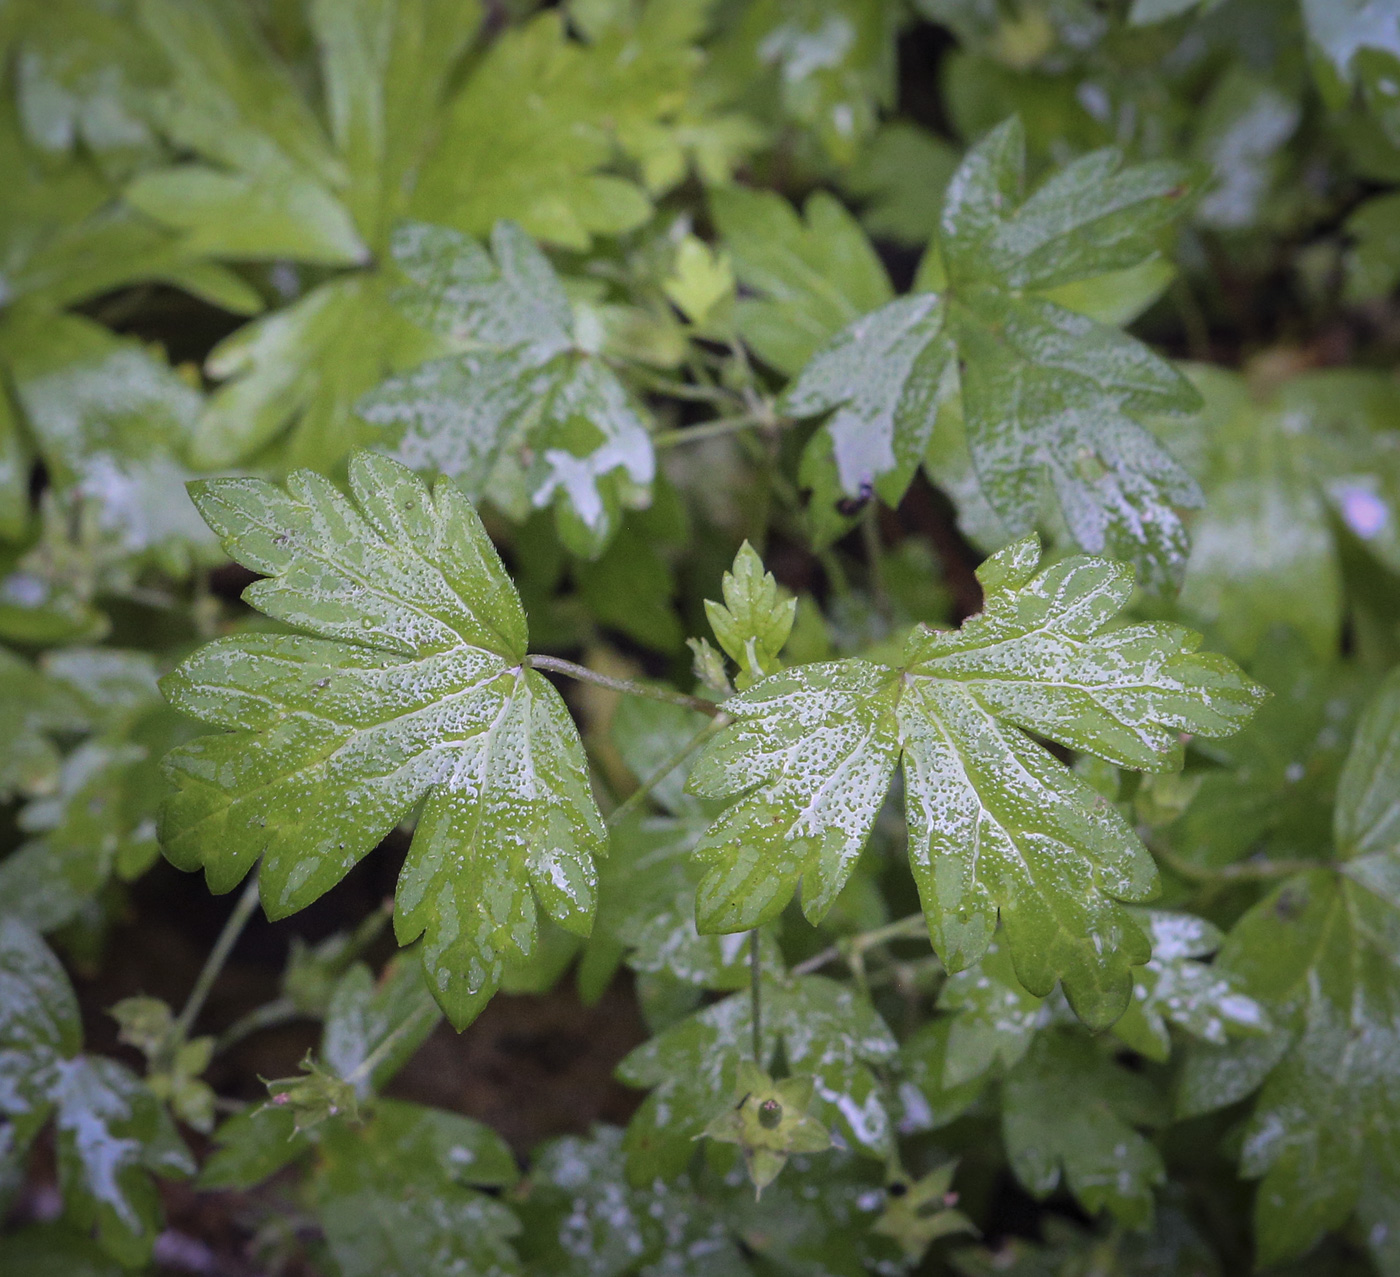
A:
[792,912,930,977]
[606,716,730,828]
[214,997,300,1056]
[526,654,723,716]
[750,929,763,1066]
[344,1000,441,1090]
[1154,847,1329,884]
[862,504,889,615]
[651,411,792,450]
[173,866,263,1047]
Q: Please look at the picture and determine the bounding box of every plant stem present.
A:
[606,716,729,827]
[1154,847,1326,884]
[526,654,723,716]
[214,997,300,1056]
[629,369,737,405]
[862,505,889,616]
[173,866,262,1047]
[792,912,929,977]
[344,1000,441,1091]
[750,929,763,1066]
[651,411,790,450]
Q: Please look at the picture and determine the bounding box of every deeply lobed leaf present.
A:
[690,535,1265,1026]
[159,451,606,1028]
[780,116,1203,585]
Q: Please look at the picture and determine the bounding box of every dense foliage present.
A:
[2,0,1400,1273]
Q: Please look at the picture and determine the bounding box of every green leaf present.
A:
[840,121,960,246]
[410,7,696,248]
[5,312,218,575]
[691,535,1264,1026]
[0,648,87,801]
[320,956,440,1095]
[937,940,1047,1086]
[781,117,1202,587]
[0,1224,126,1277]
[315,1100,521,1277]
[191,273,438,472]
[704,542,797,689]
[707,0,899,165]
[711,186,894,378]
[3,666,191,931]
[0,917,81,1141]
[359,221,656,556]
[51,1055,194,1266]
[1109,910,1270,1063]
[198,1103,310,1191]
[951,1210,1222,1277]
[307,0,485,247]
[0,89,259,315]
[0,920,190,1267]
[1163,633,1363,873]
[617,972,897,1181]
[518,1124,750,1277]
[1178,669,1400,1266]
[1002,1029,1168,1228]
[12,0,164,175]
[128,0,367,265]
[159,452,606,1028]
[1345,190,1400,302]
[1156,366,1400,661]
[687,659,903,934]
[1191,67,1300,232]
[894,1019,989,1133]
[1300,0,1400,105]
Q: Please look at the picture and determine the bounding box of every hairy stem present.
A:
[606,715,729,828]
[173,866,262,1046]
[526,654,723,716]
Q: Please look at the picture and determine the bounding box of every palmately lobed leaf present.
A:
[781,115,1203,586]
[1179,667,1400,1267]
[359,221,655,557]
[159,451,606,1028]
[690,535,1265,1027]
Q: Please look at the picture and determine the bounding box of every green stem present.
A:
[344,1000,441,1090]
[629,370,737,406]
[651,411,790,450]
[173,866,262,1047]
[750,929,763,1066]
[606,716,729,828]
[214,997,301,1056]
[526,654,722,717]
[792,912,929,977]
[861,505,889,616]
[1154,847,1326,884]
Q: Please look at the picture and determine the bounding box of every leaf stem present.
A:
[214,997,300,1056]
[606,716,729,827]
[526,654,723,716]
[651,411,792,450]
[750,929,763,1066]
[792,912,930,977]
[344,1000,441,1091]
[173,866,262,1047]
[1153,847,1328,884]
[629,370,737,405]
